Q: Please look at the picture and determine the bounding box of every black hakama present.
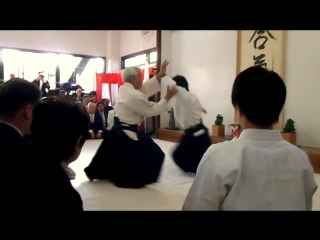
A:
[172,123,212,174]
[84,117,165,189]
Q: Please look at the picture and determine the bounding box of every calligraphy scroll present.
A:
[236,30,286,130]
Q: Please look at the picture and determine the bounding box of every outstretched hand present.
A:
[156,60,169,82]
[160,60,169,77]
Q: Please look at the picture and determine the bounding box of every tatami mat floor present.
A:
[70,139,320,211]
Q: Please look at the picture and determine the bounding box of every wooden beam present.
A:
[154,30,161,138]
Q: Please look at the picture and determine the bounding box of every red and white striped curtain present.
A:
[96,66,157,132]
[96,73,124,104]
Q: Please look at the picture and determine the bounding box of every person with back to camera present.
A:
[182,65,318,211]
[31,97,90,211]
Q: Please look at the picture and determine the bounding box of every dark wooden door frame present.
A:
[154,30,161,138]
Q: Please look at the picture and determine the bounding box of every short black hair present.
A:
[0,78,41,118]
[31,97,90,162]
[83,94,90,99]
[172,75,189,91]
[96,101,104,108]
[231,66,286,126]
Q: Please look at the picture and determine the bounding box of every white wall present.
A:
[105,30,156,73]
[0,30,107,56]
[0,30,156,70]
[106,31,121,72]
[160,31,173,128]
[161,30,238,135]
[284,31,320,148]
[0,30,157,72]
[160,30,320,148]
[120,30,156,57]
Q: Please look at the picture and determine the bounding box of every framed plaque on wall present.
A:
[236,30,286,131]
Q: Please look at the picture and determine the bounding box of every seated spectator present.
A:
[75,88,83,101]
[102,98,113,115]
[96,101,108,130]
[87,102,104,139]
[0,78,41,210]
[31,97,90,211]
[90,95,97,103]
[182,66,318,211]
[82,94,90,108]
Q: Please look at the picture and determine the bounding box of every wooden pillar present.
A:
[154,30,161,138]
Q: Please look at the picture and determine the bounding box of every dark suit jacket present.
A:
[18,132,83,211]
[0,123,82,211]
[74,93,84,102]
[0,122,34,168]
[32,79,50,97]
[0,122,37,209]
[34,158,83,212]
[89,112,104,133]
[96,110,108,127]
[104,106,113,115]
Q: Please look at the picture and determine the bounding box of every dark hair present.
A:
[96,101,104,108]
[172,75,189,91]
[31,97,90,162]
[0,78,41,118]
[231,66,286,126]
[83,94,90,99]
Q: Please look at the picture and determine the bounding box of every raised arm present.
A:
[140,77,162,97]
[140,60,169,97]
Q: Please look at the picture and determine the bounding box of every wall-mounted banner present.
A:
[236,30,286,130]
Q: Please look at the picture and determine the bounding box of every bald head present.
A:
[87,102,96,114]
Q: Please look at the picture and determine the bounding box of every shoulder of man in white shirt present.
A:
[197,134,311,173]
[121,83,145,97]
[197,140,238,171]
